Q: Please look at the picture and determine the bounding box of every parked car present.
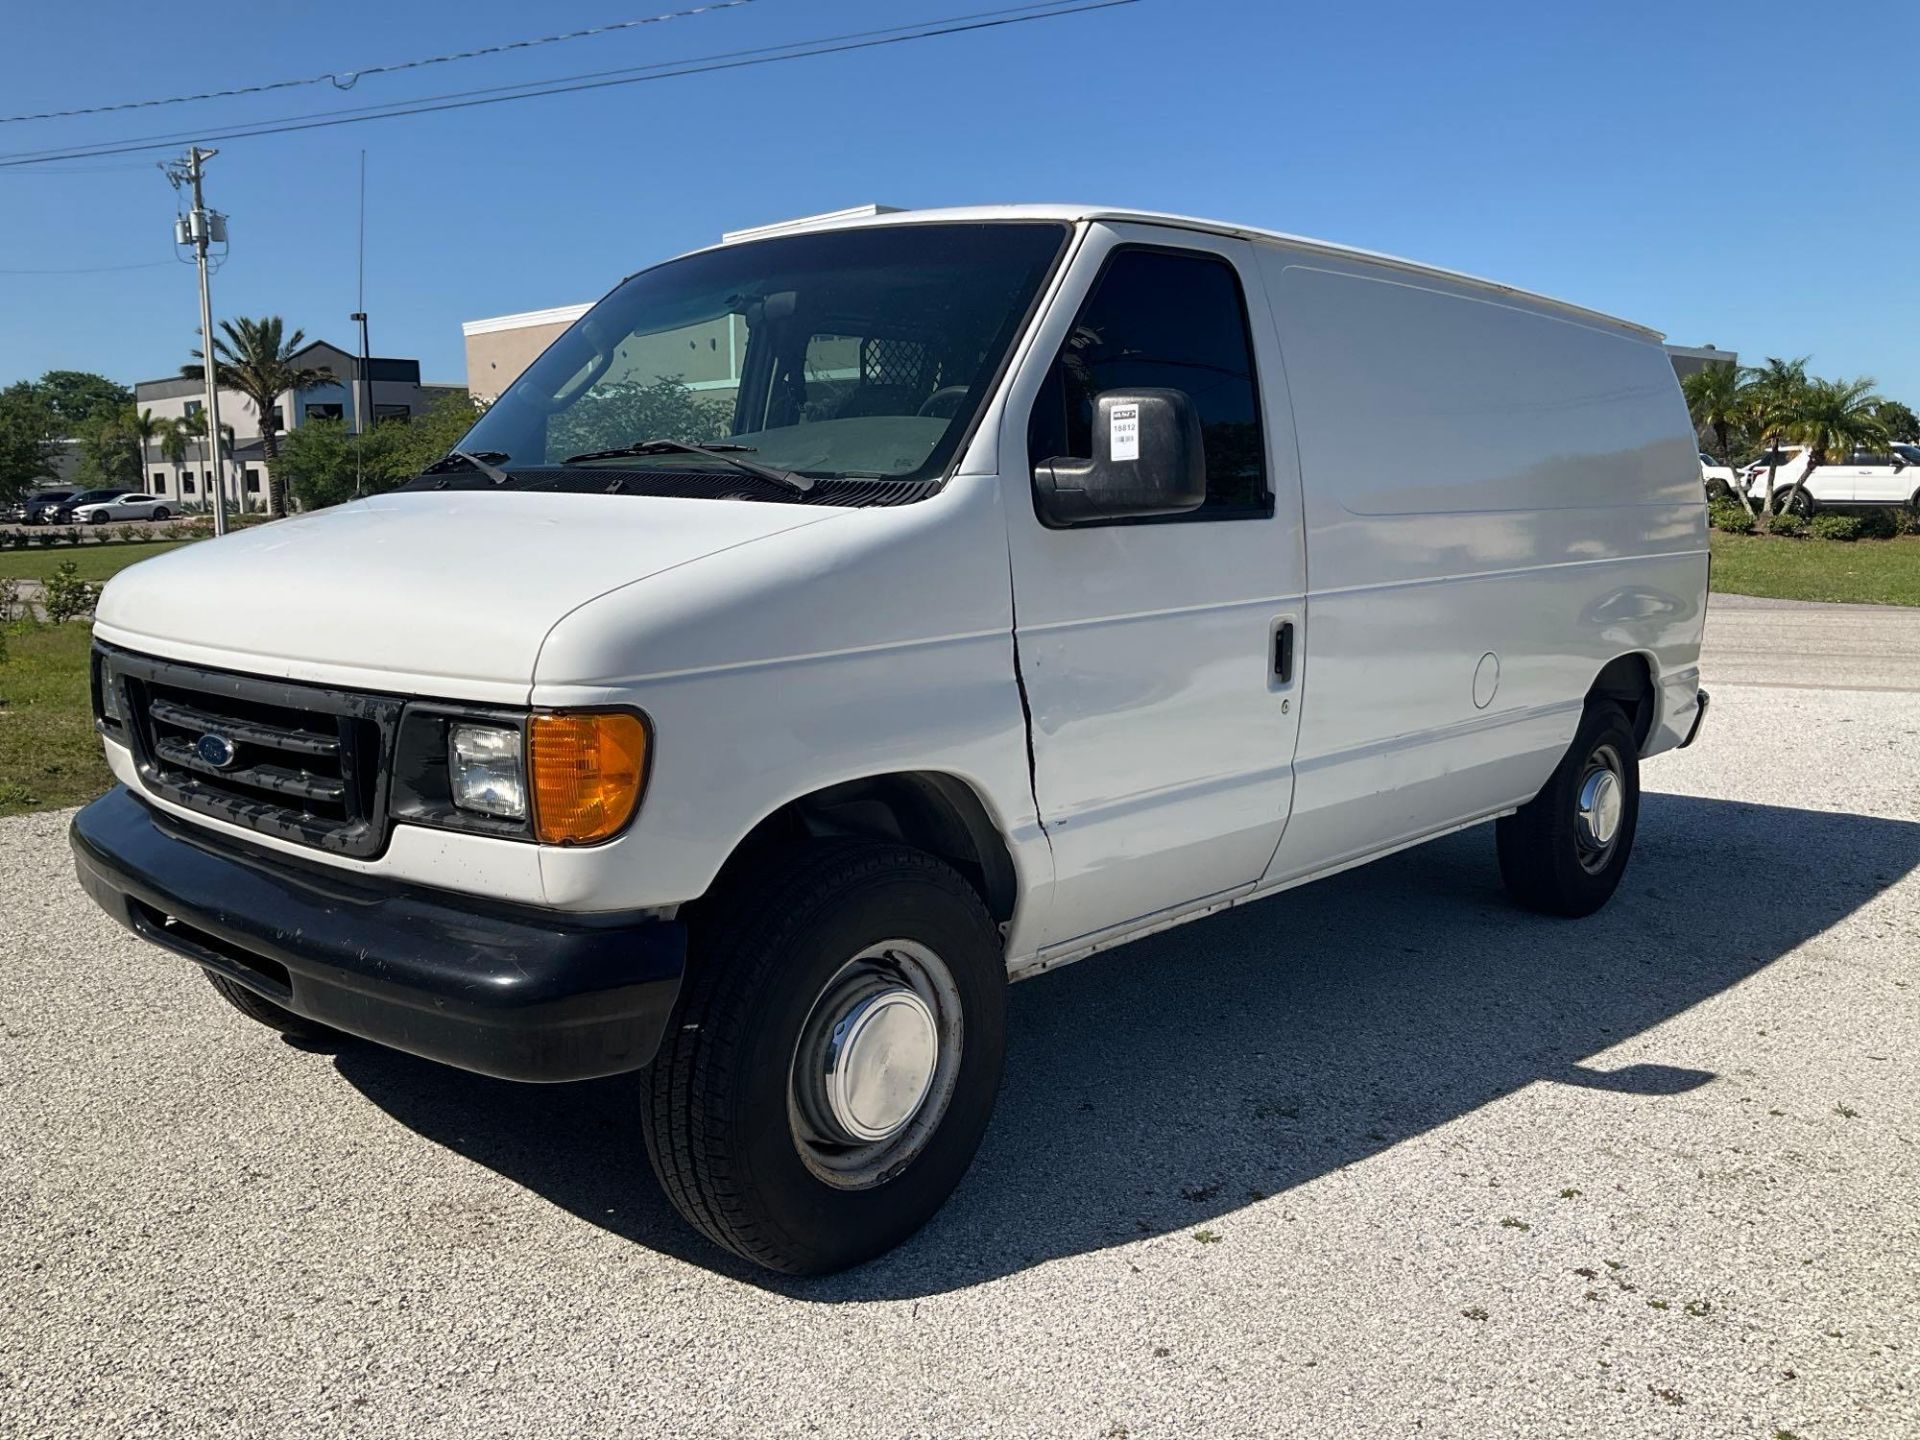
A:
[48,488,137,525]
[1699,452,1739,499]
[68,492,173,524]
[70,204,1709,1275]
[1740,445,1919,515]
[18,486,78,524]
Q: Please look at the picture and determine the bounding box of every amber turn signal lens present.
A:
[528,711,648,845]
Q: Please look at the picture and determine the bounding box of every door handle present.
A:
[1273,620,1295,684]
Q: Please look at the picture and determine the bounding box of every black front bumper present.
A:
[71,786,686,1082]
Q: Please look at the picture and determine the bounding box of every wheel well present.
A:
[1587,653,1656,749]
[696,773,1018,927]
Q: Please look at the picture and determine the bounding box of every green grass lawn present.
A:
[0,539,193,584]
[0,621,110,816]
[1710,532,1920,606]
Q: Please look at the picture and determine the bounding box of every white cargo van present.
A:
[72,206,1710,1274]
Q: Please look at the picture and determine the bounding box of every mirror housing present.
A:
[1033,389,1206,526]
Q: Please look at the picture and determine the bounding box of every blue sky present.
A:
[2,0,1916,402]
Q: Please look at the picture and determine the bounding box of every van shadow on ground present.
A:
[332,794,1920,1300]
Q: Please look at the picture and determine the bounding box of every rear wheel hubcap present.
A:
[1574,744,1626,871]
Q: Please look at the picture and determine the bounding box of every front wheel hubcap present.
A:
[790,940,962,1190]
[825,986,938,1142]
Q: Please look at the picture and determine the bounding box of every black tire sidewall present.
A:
[1537,705,1640,912]
[702,858,1005,1273]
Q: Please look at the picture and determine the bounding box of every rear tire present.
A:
[641,840,1006,1275]
[203,970,350,1045]
[1783,488,1815,518]
[1496,702,1640,918]
[151,506,170,521]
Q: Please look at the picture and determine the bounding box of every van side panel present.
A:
[1257,250,1706,886]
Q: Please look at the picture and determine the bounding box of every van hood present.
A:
[94,491,838,701]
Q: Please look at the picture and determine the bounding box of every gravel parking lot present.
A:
[4,599,1917,1439]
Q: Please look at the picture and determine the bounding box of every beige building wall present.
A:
[463,304,591,401]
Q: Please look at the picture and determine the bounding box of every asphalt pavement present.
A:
[3,598,1916,1438]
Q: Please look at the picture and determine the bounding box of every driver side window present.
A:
[1027,246,1270,518]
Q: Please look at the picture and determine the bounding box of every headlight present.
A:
[449,723,527,819]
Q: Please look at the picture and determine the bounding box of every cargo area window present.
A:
[1027,246,1270,519]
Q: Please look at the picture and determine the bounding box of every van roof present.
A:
[715,203,1664,342]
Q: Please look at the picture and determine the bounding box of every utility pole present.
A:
[167,147,229,536]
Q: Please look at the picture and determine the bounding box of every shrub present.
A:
[1854,507,1905,540]
[1709,500,1755,534]
[41,559,101,623]
[1767,512,1807,538]
[1810,513,1861,542]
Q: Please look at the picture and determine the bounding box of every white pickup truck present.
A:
[72,205,1710,1274]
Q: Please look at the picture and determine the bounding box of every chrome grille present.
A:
[101,645,402,858]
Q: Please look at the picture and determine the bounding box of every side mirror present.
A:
[1033,389,1206,527]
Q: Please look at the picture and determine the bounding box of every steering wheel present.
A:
[916,385,971,419]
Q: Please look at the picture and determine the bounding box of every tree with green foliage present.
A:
[1874,399,1918,443]
[1775,376,1889,517]
[279,390,488,511]
[128,408,169,491]
[31,370,130,430]
[182,317,328,515]
[1738,356,1809,515]
[1682,363,1753,513]
[74,406,144,490]
[0,381,61,503]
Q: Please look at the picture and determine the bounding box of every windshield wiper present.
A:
[561,438,814,495]
[428,448,513,485]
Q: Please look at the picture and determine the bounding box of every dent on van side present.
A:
[70,204,1708,1275]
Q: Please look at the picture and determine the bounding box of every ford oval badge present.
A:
[195,732,238,769]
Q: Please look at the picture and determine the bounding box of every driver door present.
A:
[998,224,1306,951]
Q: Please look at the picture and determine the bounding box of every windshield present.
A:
[458,222,1067,489]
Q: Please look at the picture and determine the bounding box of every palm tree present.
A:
[181,316,327,515]
[171,412,209,508]
[168,413,232,510]
[1737,356,1809,515]
[1775,376,1889,516]
[128,407,168,493]
[158,415,188,475]
[1681,363,1752,512]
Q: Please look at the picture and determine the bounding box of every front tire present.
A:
[87,511,108,524]
[1496,702,1640,918]
[642,840,1006,1275]
[203,970,350,1045]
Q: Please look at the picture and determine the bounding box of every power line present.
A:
[0,0,769,125]
[0,2,1137,169]
[0,258,175,274]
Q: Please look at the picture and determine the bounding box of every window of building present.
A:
[182,473,196,494]
[152,472,167,493]
[184,400,203,418]
[305,402,344,423]
[244,468,261,493]
[1027,246,1270,518]
[374,403,412,424]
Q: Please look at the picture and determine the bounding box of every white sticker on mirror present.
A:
[1109,403,1140,462]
